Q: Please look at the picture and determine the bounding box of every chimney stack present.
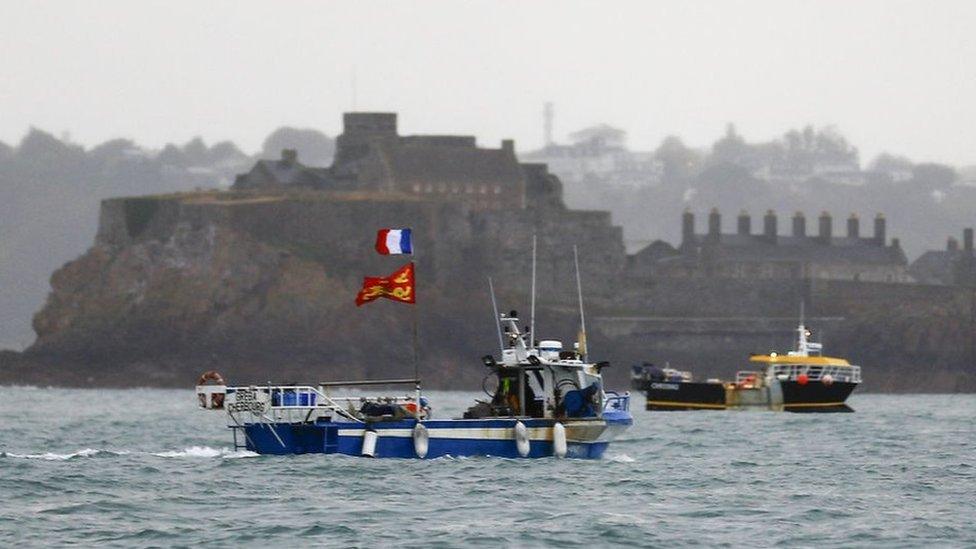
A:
[708,208,721,240]
[681,209,695,246]
[847,214,860,239]
[501,139,515,154]
[763,210,778,242]
[874,214,886,246]
[965,228,974,253]
[818,212,833,243]
[737,210,751,235]
[948,237,959,252]
[793,211,806,238]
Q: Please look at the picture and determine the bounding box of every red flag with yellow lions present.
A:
[355,262,416,306]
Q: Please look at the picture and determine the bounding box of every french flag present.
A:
[375,228,413,255]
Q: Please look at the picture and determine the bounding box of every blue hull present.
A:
[241,416,632,459]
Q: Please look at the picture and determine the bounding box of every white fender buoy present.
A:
[514,421,530,457]
[822,374,834,386]
[361,429,378,458]
[552,422,567,458]
[413,423,429,459]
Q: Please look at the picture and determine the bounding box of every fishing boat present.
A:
[631,316,862,412]
[195,243,632,458]
[196,311,631,458]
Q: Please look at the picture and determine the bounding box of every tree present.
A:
[912,163,957,190]
[654,136,699,183]
[870,153,914,173]
[711,123,749,164]
[261,127,335,166]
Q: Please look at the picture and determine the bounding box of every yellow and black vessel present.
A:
[632,320,862,412]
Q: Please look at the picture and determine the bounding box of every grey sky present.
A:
[2,0,974,165]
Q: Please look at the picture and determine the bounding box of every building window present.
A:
[412,183,421,193]
[493,186,502,194]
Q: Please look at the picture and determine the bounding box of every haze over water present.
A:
[1,388,973,547]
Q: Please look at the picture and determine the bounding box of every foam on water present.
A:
[2,448,128,461]
[152,446,258,459]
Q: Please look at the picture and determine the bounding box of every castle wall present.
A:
[93,192,628,306]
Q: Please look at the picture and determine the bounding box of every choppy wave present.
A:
[1,390,975,547]
[1,447,256,460]
[1,448,128,461]
[152,446,258,459]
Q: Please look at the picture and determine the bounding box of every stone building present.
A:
[234,112,562,211]
[233,148,333,190]
[909,228,976,286]
[630,209,911,282]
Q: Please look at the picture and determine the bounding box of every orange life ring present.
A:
[197,371,225,386]
[197,371,226,408]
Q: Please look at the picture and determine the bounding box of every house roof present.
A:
[233,159,334,190]
[909,250,959,284]
[682,233,907,266]
[376,143,525,187]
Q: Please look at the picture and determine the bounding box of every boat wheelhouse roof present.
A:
[749,355,853,367]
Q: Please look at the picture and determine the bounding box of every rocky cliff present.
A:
[8,190,625,388]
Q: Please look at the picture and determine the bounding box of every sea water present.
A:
[0,388,973,547]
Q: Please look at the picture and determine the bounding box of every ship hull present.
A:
[639,380,858,412]
[240,415,632,459]
[642,381,727,411]
[779,380,857,412]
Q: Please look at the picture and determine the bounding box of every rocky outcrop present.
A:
[4,190,974,392]
[11,190,626,388]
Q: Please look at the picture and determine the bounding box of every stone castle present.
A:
[8,111,974,392]
[234,112,563,211]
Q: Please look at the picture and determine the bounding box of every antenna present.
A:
[351,66,358,110]
[573,245,588,359]
[544,102,554,146]
[488,277,504,354]
[530,234,537,351]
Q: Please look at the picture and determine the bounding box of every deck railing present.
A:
[603,391,631,413]
[768,363,862,384]
[223,384,424,425]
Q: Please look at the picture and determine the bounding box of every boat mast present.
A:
[530,234,537,352]
[412,256,421,420]
[573,245,587,360]
[488,276,504,355]
[797,300,807,354]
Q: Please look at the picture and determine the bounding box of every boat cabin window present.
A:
[492,370,544,417]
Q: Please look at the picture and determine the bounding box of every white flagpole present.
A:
[530,234,537,351]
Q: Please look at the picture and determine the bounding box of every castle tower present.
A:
[819,212,833,243]
[682,209,695,246]
[334,112,398,166]
[544,102,554,147]
[737,210,751,235]
[793,211,806,238]
[874,214,886,246]
[847,214,860,239]
[764,210,778,243]
[708,208,721,241]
